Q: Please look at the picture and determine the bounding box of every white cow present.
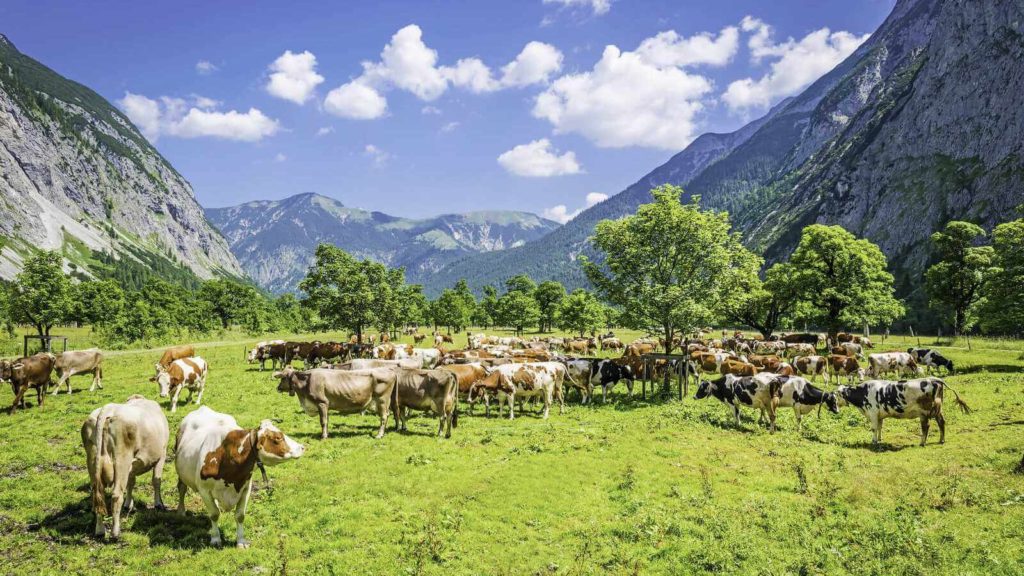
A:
[868,352,922,379]
[174,406,304,548]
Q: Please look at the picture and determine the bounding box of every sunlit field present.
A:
[0,329,1022,575]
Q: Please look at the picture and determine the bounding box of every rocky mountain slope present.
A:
[430,0,1024,301]
[206,193,559,293]
[0,34,242,285]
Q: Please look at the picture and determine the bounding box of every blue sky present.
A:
[4,0,894,221]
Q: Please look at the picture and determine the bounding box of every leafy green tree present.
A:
[273,293,308,333]
[534,280,566,333]
[980,219,1024,335]
[398,284,429,329]
[373,268,410,337]
[10,251,74,339]
[299,244,381,342]
[72,279,125,328]
[431,289,472,334]
[556,289,605,337]
[925,221,995,336]
[495,290,540,335]
[504,274,536,295]
[0,280,14,337]
[480,285,499,329]
[787,224,904,340]
[197,279,249,329]
[582,185,759,353]
[721,262,801,339]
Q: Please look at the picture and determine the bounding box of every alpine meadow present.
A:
[1,1,1023,575]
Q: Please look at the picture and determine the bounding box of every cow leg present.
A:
[194,384,205,405]
[734,405,741,428]
[110,454,132,539]
[234,482,253,548]
[795,409,803,431]
[375,395,391,439]
[170,386,183,413]
[91,367,103,391]
[936,409,946,444]
[317,403,330,440]
[198,491,223,546]
[53,370,71,395]
[176,479,187,514]
[506,393,515,420]
[920,415,930,446]
[37,384,46,407]
[870,414,882,444]
[542,389,552,420]
[556,386,564,415]
[124,474,137,514]
[769,400,778,434]
[152,455,167,510]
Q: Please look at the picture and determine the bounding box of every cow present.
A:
[720,359,757,377]
[784,343,817,359]
[316,342,348,364]
[413,334,427,345]
[753,340,787,355]
[836,378,970,445]
[563,359,596,403]
[409,348,442,369]
[274,367,397,439]
[152,357,208,413]
[440,363,489,413]
[2,353,55,413]
[868,352,921,379]
[174,406,303,548]
[793,355,828,381]
[591,359,634,401]
[691,351,739,374]
[391,369,459,437]
[771,376,839,430]
[599,337,624,352]
[907,348,955,374]
[625,342,656,357]
[827,355,865,385]
[82,395,168,540]
[285,341,320,366]
[694,374,783,432]
[372,343,397,360]
[474,362,569,420]
[465,364,517,416]
[747,354,783,372]
[781,333,820,345]
[52,349,104,395]
[248,341,286,371]
[334,358,422,371]
[832,343,865,359]
[156,344,194,377]
[564,339,591,354]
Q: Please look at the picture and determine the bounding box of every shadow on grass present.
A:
[956,364,1023,374]
[131,508,212,550]
[28,498,207,549]
[843,441,914,452]
[290,423,384,440]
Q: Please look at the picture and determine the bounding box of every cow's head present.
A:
[256,420,304,465]
[694,379,713,400]
[0,360,11,381]
[822,392,840,414]
[151,368,172,397]
[273,368,301,395]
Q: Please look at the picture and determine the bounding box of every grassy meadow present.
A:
[0,329,1022,575]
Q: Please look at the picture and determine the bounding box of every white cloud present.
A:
[364,144,390,167]
[266,50,324,105]
[500,41,563,87]
[533,45,713,149]
[441,57,498,93]
[362,25,448,100]
[316,126,334,136]
[723,18,869,113]
[498,138,582,177]
[195,60,218,75]
[274,153,287,162]
[117,92,280,142]
[440,121,460,133]
[421,105,442,115]
[323,81,388,119]
[543,0,611,16]
[543,191,607,224]
[635,26,740,68]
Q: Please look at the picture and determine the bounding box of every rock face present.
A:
[432,0,1024,298]
[205,193,560,293]
[0,34,242,282]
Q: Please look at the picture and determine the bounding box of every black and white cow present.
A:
[835,378,970,446]
[771,375,839,430]
[591,360,634,401]
[907,348,954,375]
[693,374,783,432]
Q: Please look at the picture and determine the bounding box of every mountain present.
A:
[0,34,242,285]
[429,0,1024,306]
[205,193,560,293]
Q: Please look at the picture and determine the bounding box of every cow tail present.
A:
[92,410,110,517]
[942,382,971,414]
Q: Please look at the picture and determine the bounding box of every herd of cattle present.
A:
[0,329,972,548]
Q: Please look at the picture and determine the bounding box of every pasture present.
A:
[0,330,1022,575]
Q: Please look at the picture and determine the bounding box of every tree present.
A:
[556,289,605,337]
[0,280,14,337]
[398,284,429,330]
[925,221,995,336]
[721,262,801,339]
[299,244,382,342]
[787,225,904,341]
[980,218,1024,335]
[504,274,536,295]
[431,289,472,334]
[10,251,73,339]
[480,285,499,329]
[534,280,566,333]
[273,293,308,333]
[452,279,478,330]
[495,290,540,335]
[582,185,759,354]
[72,279,125,328]
[197,279,248,329]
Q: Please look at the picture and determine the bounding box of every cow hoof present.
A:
[236,539,251,549]
[210,536,222,547]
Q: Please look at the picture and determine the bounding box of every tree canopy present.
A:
[980,218,1024,335]
[10,251,73,338]
[534,280,566,333]
[925,221,994,335]
[556,289,605,337]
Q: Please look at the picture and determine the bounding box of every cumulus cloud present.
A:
[421,105,442,115]
[440,121,460,133]
[543,0,611,16]
[324,81,388,119]
[442,57,499,93]
[543,191,608,224]
[635,26,740,68]
[266,50,324,104]
[195,60,218,75]
[723,17,869,113]
[117,92,279,142]
[500,41,563,87]
[533,45,713,149]
[364,144,390,167]
[498,138,582,177]
[316,126,335,136]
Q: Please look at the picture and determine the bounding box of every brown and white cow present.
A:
[868,352,922,379]
[174,406,303,548]
[153,357,208,412]
[792,355,828,381]
[334,358,422,371]
[2,353,55,413]
[156,344,194,376]
[274,367,397,439]
[831,343,864,359]
[250,342,287,371]
[440,363,489,412]
[720,359,757,377]
[784,343,817,359]
[474,362,570,420]
[82,395,168,540]
[53,349,104,394]
[391,369,459,437]
[827,355,864,385]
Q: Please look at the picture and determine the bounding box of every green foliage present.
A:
[431,289,472,333]
[925,221,995,335]
[556,289,605,337]
[583,185,760,353]
[721,262,802,338]
[9,251,73,337]
[71,279,125,328]
[534,280,566,332]
[504,274,536,295]
[299,244,391,342]
[787,225,904,338]
[495,290,541,335]
[980,218,1024,335]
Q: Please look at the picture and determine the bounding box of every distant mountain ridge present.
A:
[206,193,559,293]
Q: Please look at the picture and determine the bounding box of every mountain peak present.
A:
[0,34,14,50]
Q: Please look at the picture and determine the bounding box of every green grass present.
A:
[0,330,1022,575]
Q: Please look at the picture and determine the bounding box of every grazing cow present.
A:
[249,341,286,371]
[771,376,839,430]
[600,337,624,351]
[175,406,303,548]
[274,367,397,439]
[466,365,517,415]
[53,349,104,394]
[316,342,348,364]
[476,362,569,420]
[784,343,816,359]
[836,378,970,445]
[153,357,208,412]
[868,352,921,379]
[2,353,55,413]
[413,333,427,345]
[793,355,828,381]
[82,395,168,539]
[156,344,194,375]
[908,348,955,374]
[372,343,397,360]
[391,369,459,437]
[720,359,757,377]
[626,342,656,357]
[409,348,442,369]
[691,351,738,374]
[591,359,634,401]
[285,341,320,366]
[563,359,596,403]
[781,333,819,345]
[747,354,783,372]
[827,355,864,385]
[564,339,591,354]
[753,340,786,354]
[832,343,865,359]
[836,332,854,343]
[441,363,488,412]
[694,374,783,432]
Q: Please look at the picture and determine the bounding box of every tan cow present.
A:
[1,353,55,413]
[156,344,194,375]
[53,349,104,395]
[82,395,168,540]
[274,367,397,439]
[793,355,828,381]
[391,368,459,437]
[828,355,865,385]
